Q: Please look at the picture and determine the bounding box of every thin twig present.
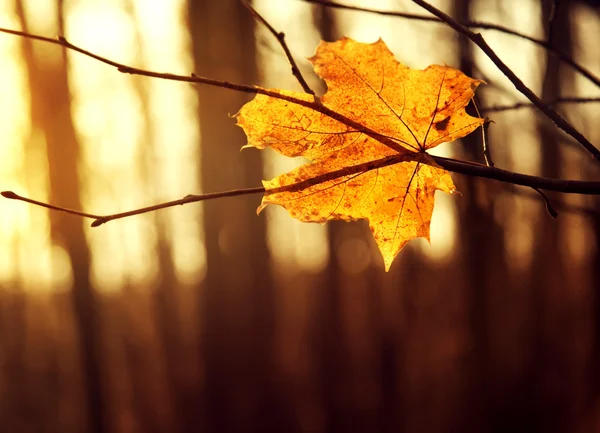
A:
[1,191,102,219]
[2,188,266,226]
[411,0,600,162]
[471,98,494,167]
[481,97,600,113]
[472,99,558,217]
[508,186,599,218]
[532,187,559,219]
[299,0,600,88]
[481,119,494,167]
[241,1,315,94]
[3,155,600,226]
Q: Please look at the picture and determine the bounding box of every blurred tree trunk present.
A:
[310,7,353,433]
[189,1,277,431]
[16,1,105,433]
[454,0,508,430]
[592,201,600,426]
[153,225,189,432]
[311,8,406,432]
[579,0,600,426]
[0,291,29,432]
[125,14,190,430]
[530,2,571,431]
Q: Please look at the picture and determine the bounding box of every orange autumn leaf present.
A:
[236,37,484,271]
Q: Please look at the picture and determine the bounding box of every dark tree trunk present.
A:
[529,2,572,431]
[592,195,600,425]
[453,0,508,430]
[16,1,106,432]
[189,1,277,431]
[310,8,353,433]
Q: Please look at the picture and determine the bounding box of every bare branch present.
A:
[3,152,600,227]
[300,0,600,88]
[432,155,600,195]
[411,0,600,162]
[242,1,315,94]
[481,97,600,113]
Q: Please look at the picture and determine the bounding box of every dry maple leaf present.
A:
[236,37,484,271]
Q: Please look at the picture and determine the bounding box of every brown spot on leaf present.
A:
[434,117,450,131]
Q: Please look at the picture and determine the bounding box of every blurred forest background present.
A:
[0,0,599,432]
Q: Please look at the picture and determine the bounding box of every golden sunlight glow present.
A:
[65,1,153,292]
[131,0,204,284]
[21,0,57,35]
[63,0,202,292]
[0,0,204,294]
[0,5,65,292]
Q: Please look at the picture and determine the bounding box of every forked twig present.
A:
[410,0,600,162]
[472,99,559,218]
[242,0,315,94]
[508,186,599,218]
